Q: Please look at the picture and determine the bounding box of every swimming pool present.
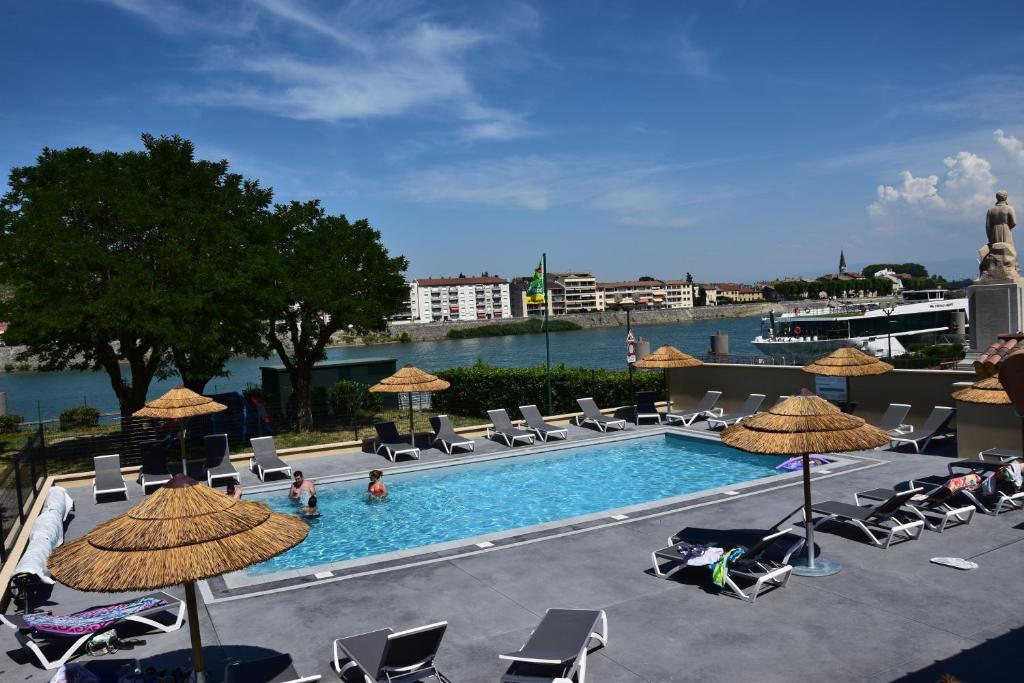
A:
[247,433,787,575]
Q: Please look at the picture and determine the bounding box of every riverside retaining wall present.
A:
[386,302,788,343]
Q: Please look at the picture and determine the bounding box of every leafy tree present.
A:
[685,272,693,284]
[0,134,271,415]
[861,262,929,278]
[262,200,409,431]
[638,275,657,281]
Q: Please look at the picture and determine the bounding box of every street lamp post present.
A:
[882,303,896,358]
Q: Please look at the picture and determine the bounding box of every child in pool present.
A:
[368,469,388,502]
[299,495,321,518]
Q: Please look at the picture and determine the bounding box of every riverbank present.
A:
[382,301,787,344]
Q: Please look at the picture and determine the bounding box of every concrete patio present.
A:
[2,422,1021,682]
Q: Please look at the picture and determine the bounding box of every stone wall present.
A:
[386,302,788,343]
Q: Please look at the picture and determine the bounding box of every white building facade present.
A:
[409,277,512,323]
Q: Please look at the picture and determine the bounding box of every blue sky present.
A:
[3,1,1024,282]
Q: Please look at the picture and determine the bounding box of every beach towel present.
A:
[23,596,167,637]
[944,473,982,495]
[711,547,744,588]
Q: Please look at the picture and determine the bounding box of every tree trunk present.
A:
[292,368,313,432]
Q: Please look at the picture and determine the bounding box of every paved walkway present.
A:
[2,424,1022,682]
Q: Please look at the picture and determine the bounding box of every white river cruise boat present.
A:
[752,289,968,362]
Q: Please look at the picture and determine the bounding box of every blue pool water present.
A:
[248,434,786,574]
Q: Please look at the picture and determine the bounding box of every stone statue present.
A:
[979,190,1023,283]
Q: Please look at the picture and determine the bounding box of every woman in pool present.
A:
[368,469,388,502]
[299,495,321,518]
[225,483,242,500]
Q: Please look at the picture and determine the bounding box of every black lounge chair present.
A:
[429,415,475,455]
[940,460,1024,515]
[0,591,185,670]
[204,433,240,486]
[224,653,321,683]
[373,421,421,462]
[633,391,663,425]
[651,528,801,602]
[874,403,913,435]
[500,608,607,683]
[249,436,293,481]
[853,484,976,532]
[92,454,128,502]
[811,488,925,548]
[519,405,568,441]
[332,621,447,683]
[487,409,536,447]
[664,391,723,426]
[705,394,766,429]
[889,406,956,453]
[137,441,171,494]
[576,398,626,432]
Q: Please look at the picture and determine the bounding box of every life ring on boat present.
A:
[793,326,802,335]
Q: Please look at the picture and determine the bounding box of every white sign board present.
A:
[814,375,847,403]
[626,330,636,364]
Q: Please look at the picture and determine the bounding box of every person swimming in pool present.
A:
[299,495,321,518]
[288,470,316,505]
[368,469,388,502]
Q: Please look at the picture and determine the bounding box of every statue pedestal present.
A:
[968,281,1024,351]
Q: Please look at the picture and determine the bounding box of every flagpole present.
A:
[543,252,552,414]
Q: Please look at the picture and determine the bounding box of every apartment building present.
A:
[597,279,695,310]
[407,277,512,322]
[510,272,598,317]
[714,283,764,303]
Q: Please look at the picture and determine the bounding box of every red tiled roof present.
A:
[976,332,1024,374]
[416,277,507,286]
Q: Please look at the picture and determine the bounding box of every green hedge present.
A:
[432,363,664,418]
[0,414,23,434]
[446,318,582,339]
[59,405,100,430]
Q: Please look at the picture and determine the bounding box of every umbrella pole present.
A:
[179,421,187,477]
[408,392,415,444]
[183,581,206,682]
[665,369,670,413]
[791,452,842,577]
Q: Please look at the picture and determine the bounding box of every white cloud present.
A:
[106,0,534,138]
[395,156,728,228]
[995,128,1024,165]
[868,150,995,221]
[677,18,713,80]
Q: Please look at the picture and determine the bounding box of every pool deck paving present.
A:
[2,421,1022,682]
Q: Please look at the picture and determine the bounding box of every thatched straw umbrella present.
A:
[369,364,451,440]
[633,345,703,412]
[134,387,227,474]
[48,475,307,682]
[952,375,1010,405]
[721,393,889,576]
[803,347,893,412]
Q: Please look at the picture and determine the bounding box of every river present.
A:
[0,315,764,420]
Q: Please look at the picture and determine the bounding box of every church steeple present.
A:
[839,250,847,274]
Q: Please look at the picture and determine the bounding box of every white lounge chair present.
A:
[332,621,447,683]
[519,405,568,441]
[428,415,475,455]
[92,454,127,502]
[651,528,799,603]
[706,394,766,429]
[373,421,421,462]
[576,398,626,432]
[249,436,293,481]
[500,609,608,683]
[137,441,171,494]
[889,406,956,453]
[811,488,926,548]
[1,591,185,670]
[664,391,723,426]
[487,409,536,447]
[204,433,240,486]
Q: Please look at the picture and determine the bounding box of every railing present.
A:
[0,429,47,563]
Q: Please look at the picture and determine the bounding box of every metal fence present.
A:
[0,429,47,563]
